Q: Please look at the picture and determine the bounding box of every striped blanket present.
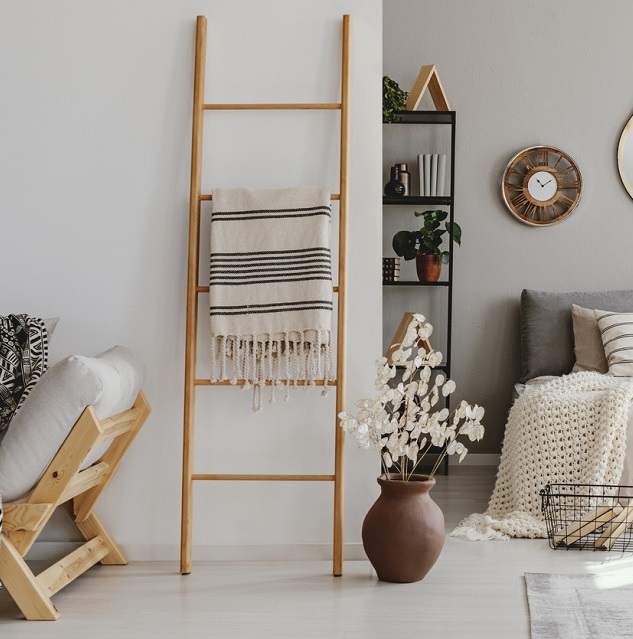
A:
[209,187,334,410]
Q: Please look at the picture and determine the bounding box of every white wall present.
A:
[384,0,633,453]
[0,0,382,558]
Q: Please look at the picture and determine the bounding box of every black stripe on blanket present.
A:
[210,276,333,286]
[210,258,331,268]
[210,302,333,316]
[210,248,330,258]
[210,270,332,282]
[212,213,331,222]
[212,206,331,222]
[210,264,331,275]
[210,306,333,316]
[210,265,332,280]
[211,300,333,311]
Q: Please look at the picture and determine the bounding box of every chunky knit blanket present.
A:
[209,187,334,411]
[0,314,48,434]
[452,372,633,540]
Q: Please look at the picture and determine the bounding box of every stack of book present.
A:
[418,153,447,197]
[382,257,401,284]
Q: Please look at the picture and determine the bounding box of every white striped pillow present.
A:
[595,309,633,376]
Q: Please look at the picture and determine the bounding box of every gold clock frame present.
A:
[617,114,633,200]
[501,145,582,227]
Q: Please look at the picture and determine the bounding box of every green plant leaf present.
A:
[450,222,462,245]
[434,210,448,222]
[440,251,450,264]
[392,230,415,259]
[383,76,408,124]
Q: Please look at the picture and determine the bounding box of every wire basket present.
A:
[541,483,633,552]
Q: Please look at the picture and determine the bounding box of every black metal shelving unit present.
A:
[383,110,456,474]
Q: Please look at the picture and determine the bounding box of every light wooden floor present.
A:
[2,466,632,636]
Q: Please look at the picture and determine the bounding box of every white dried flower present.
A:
[337,317,484,478]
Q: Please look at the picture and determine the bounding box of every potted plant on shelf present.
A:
[339,314,484,583]
[392,209,461,282]
[383,76,408,123]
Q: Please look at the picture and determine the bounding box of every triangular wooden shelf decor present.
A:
[405,64,450,112]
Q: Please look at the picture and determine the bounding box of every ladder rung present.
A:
[196,285,339,293]
[200,193,341,201]
[203,103,341,111]
[194,379,337,387]
[192,473,336,482]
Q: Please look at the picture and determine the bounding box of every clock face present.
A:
[527,170,558,202]
[502,146,582,226]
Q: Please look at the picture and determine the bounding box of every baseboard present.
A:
[449,453,500,466]
[27,542,367,563]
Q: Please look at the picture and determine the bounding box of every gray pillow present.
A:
[0,346,144,502]
[520,289,633,382]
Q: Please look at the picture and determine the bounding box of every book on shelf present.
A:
[418,153,447,197]
[386,312,433,366]
[437,154,446,197]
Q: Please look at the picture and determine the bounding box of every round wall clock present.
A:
[501,146,582,226]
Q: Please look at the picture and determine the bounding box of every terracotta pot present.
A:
[415,254,442,282]
[362,474,445,583]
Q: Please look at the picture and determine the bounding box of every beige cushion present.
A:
[571,304,608,373]
[595,310,633,377]
[0,346,143,502]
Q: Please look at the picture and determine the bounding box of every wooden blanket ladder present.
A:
[180,15,350,576]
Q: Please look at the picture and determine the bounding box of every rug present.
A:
[525,572,633,638]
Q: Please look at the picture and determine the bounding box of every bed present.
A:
[517,288,633,486]
[452,289,633,540]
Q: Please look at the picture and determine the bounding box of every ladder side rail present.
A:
[180,14,207,576]
[333,14,350,577]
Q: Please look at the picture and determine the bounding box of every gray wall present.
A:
[384,0,633,453]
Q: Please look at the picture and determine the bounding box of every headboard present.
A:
[520,289,633,382]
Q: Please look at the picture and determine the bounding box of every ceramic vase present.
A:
[362,473,445,583]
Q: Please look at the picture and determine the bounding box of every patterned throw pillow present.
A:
[0,315,49,433]
[595,309,633,376]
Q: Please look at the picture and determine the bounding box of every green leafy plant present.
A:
[383,76,408,123]
[392,209,462,263]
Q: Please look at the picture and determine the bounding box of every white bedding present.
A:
[514,375,633,487]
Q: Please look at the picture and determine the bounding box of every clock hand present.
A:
[536,178,544,187]
[542,179,553,187]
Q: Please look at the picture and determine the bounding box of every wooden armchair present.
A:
[0,347,150,620]
[0,392,150,620]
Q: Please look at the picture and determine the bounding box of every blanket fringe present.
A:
[210,330,334,411]
[449,512,546,541]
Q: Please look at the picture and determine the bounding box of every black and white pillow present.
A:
[0,315,49,434]
[595,309,633,376]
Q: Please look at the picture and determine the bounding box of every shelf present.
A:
[394,363,449,374]
[386,110,455,125]
[383,280,449,287]
[383,196,452,206]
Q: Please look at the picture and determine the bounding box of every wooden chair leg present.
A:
[0,534,59,621]
[63,503,127,565]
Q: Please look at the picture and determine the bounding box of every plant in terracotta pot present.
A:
[339,314,484,583]
[392,209,462,282]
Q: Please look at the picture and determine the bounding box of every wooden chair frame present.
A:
[0,391,151,620]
